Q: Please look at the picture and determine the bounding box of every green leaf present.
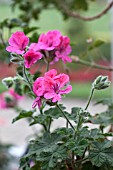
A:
[89,140,113,167]
[20,132,67,169]
[70,107,90,124]
[95,98,112,107]
[66,137,88,156]
[29,132,63,156]
[94,40,105,47]
[55,127,73,138]
[30,114,48,126]
[12,109,35,123]
[20,156,31,170]
[90,111,113,127]
[23,26,39,34]
[89,129,105,140]
[30,32,40,43]
[44,104,66,119]
[36,145,67,170]
[88,40,105,51]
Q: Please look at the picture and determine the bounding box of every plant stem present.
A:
[71,56,113,71]
[23,65,33,91]
[56,104,76,166]
[48,117,52,132]
[85,88,94,110]
[56,104,75,131]
[0,29,7,46]
[46,61,50,72]
[66,121,68,128]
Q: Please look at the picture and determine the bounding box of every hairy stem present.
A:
[48,117,52,132]
[46,61,50,72]
[0,29,7,46]
[85,88,95,110]
[56,104,75,131]
[23,65,33,91]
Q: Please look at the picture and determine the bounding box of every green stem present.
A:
[0,29,7,46]
[42,124,48,131]
[72,57,113,71]
[48,117,52,132]
[66,121,68,128]
[56,104,75,131]
[85,88,94,110]
[72,111,82,163]
[23,65,32,91]
[8,28,11,38]
[46,61,50,72]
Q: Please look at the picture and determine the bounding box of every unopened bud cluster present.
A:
[92,75,110,90]
[2,76,19,88]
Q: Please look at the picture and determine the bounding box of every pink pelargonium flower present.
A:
[32,69,72,108]
[23,49,42,68]
[55,36,72,64]
[34,30,72,64]
[6,31,29,54]
[37,30,61,51]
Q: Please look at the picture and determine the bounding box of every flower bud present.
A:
[10,53,23,64]
[93,75,110,90]
[2,77,14,88]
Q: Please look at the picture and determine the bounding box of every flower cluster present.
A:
[6,30,72,68]
[32,69,72,108]
[0,89,23,109]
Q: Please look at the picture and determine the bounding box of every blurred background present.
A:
[0,0,112,98]
[0,0,112,169]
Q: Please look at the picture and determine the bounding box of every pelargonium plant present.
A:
[1,30,113,170]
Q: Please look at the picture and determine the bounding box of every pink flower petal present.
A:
[54,73,69,88]
[32,97,42,109]
[23,49,42,68]
[59,85,72,95]
[44,92,56,99]
[52,94,61,102]
[45,69,57,78]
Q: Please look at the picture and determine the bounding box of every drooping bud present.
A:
[92,75,111,90]
[2,77,14,88]
[10,53,24,64]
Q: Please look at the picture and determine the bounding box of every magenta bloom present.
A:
[55,36,72,63]
[23,49,42,68]
[32,69,72,108]
[37,30,61,51]
[36,30,72,64]
[6,31,29,54]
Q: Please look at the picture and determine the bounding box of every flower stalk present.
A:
[85,88,95,110]
[23,65,33,91]
[56,104,75,131]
